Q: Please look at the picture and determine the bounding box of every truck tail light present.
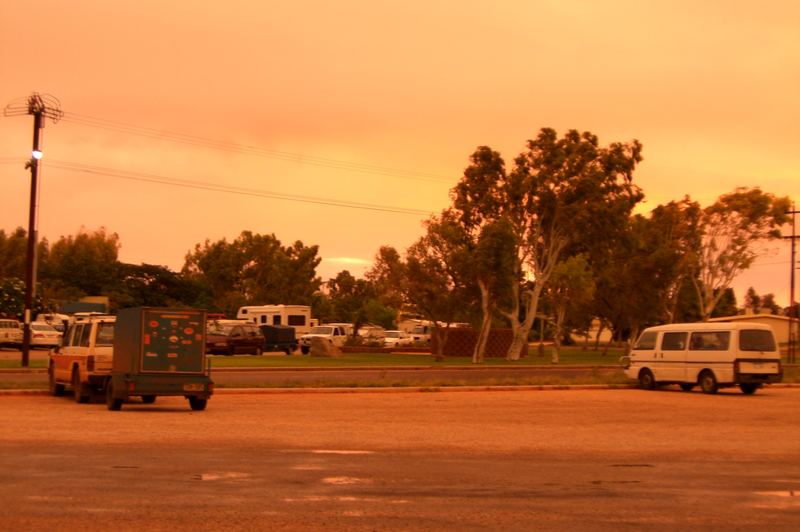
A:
[128,382,136,393]
[86,356,94,372]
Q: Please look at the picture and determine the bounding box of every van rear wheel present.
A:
[638,369,656,390]
[699,370,718,394]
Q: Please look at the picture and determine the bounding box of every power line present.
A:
[46,159,434,216]
[58,111,456,184]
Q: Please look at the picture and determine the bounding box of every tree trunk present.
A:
[505,284,542,360]
[432,326,448,362]
[472,280,491,364]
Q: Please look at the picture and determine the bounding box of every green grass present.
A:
[0,359,47,369]
[208,347,627,368]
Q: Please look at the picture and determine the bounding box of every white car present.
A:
[0,319,22,348]
[383,330,413,348]
[30,322,63,349]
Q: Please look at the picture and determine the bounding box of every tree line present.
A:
[0,128,791,362]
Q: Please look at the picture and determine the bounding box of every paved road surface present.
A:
[1,388,799,530]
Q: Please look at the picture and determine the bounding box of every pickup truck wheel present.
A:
[106,378,122,411]
[301,346,310,355]
[189,397,207,411]
[141,395,157,404]
[72,368,90,403]
[48,366,65,396]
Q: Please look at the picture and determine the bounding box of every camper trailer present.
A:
[237,305,314,336]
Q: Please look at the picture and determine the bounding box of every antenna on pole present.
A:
[3,92,62,367]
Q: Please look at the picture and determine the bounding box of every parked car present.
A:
[30,322,63,349]
[0,319,22,348]
[358,325,386,341]
[410,324,433,344]
[383,330,413,348]
[206,322,265,356]
[299,325,348,355]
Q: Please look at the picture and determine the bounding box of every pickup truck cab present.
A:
[299,325,348,355]
[48,315,116,402]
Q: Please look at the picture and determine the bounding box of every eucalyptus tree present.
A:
[183,231,321,316]
[693,187,790,321]
[452,129,644,359]
[404,211,477,361]
[544,254,595,360]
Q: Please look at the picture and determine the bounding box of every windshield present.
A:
[208,324,236,336]
[310,326,333,334]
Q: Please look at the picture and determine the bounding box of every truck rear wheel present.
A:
[188,397,207,411]
[72,368,90,403]
[739,383,759,395]
[106,378,123,411]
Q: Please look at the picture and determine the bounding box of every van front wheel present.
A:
[638,369,656,390]
[699,371,718,394]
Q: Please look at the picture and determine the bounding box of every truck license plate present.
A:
[183,383,205,392]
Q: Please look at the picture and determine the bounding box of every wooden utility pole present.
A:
[785,206,798,364]
[3,93,62,367]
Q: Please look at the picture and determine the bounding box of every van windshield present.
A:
[740,329,776,352]
[633,331,657,350]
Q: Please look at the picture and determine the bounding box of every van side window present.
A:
[690,331,730,351]
[633,331,657,350]
[661,332,687,350]
[740,330,776,352]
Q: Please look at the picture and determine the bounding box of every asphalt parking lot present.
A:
[1,387,798,530]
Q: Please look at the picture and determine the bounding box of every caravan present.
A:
[237,305,314,335]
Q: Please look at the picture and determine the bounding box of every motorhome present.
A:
[237,305,314,335]
[622,322,782,394]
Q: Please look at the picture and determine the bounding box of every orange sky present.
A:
[1,1,799,305]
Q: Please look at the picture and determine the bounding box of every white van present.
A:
[622,322,782,394]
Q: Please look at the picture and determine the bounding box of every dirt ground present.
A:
[1,387,799,530]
